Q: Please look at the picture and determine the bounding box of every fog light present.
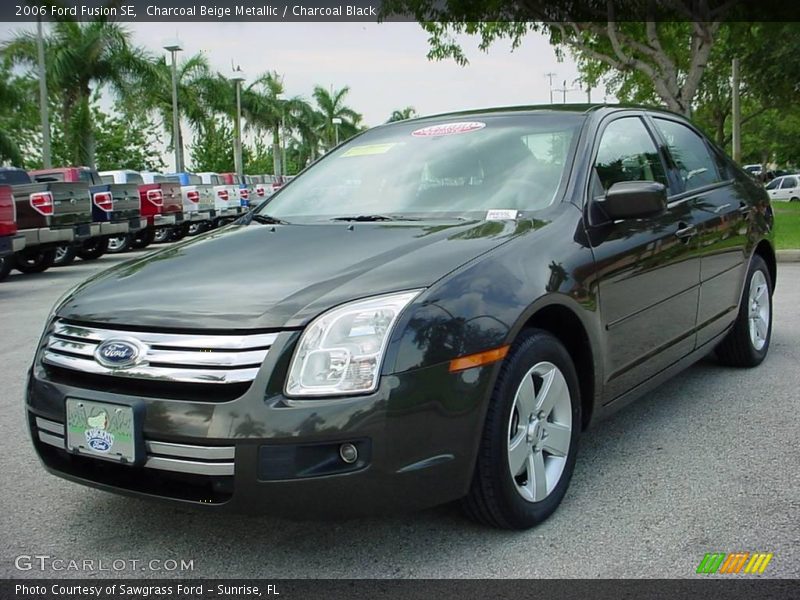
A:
[339,443,358,464]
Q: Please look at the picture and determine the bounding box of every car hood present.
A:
[55,219,535,330]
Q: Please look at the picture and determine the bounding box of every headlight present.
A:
[285,290,422,398]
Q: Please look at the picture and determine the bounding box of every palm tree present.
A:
[387,106,417,122]
[0,77,24,165]
[312,85,363,150]
[137,52,214,172]
[3,19,150,168]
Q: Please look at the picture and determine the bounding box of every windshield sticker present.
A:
[486,209,519,221]
[341,143,399,157]
[411,122,486,137]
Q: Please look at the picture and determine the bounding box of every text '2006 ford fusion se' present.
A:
[27,105,775,529]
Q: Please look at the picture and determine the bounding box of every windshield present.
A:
[259,114,583,220]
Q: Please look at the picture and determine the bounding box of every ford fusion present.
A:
[27,106,775,529]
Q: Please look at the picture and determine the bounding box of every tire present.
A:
[169,222,190,241]
[790,197,799,203]
[462,329,581,530]
[188,222,209,236]
[153,227,171,244]
[77,238,106,261]
[13,248,57,274]
[53,245,77,267]
[130,228,155,249]
[716,254,773,367]
[0,256,11,282]
[106,235,130,254]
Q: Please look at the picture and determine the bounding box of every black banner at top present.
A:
[3,0,800,22]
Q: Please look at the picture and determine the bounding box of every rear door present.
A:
[589,114,701,401]
[649,116,748,347]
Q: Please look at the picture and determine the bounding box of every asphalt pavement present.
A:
[0,249,797,579]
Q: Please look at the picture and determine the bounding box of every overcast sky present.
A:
[1,21,611,169]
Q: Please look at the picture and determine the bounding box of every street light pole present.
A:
[275,92,285,177]
[332,117,342,146]
[36,17,51,168]
[163,39,183,172]
[231,67,246,179]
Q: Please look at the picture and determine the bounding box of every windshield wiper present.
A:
[250,213,289,225]
[330,215,420,222]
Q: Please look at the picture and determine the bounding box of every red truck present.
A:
[0,184,26,282]
[0,167,98,275]
[99,170,183,252]
[29,167,145,264]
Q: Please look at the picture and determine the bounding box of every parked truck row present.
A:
[0,168,290,281]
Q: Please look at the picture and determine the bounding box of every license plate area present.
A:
[66,399,144,465]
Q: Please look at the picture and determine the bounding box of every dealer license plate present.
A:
[65,399,137,464]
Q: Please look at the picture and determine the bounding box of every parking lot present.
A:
[0,250,798,579]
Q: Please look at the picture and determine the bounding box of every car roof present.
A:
[394,103,687,126]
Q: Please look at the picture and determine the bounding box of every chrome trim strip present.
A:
[52,321,278,350]
[35,417,65,436]
[38,431,65,449]
[144,456,234,476]
[146,441,235,460]
[42,352,259,384]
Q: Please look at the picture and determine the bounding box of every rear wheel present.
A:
[53,245,77,267]
[716,254,773,367]
[169,222,190,241]
[790,197,799,203]
[14,248,57,274]
[188,222,209,236]
[153,227,171,243]
[462,329,581,530]
[130,227,155,249]
[0,256,11,281]
[77,238,106,261]
[106,235,130,254]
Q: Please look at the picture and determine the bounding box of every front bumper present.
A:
[26,331,495,517]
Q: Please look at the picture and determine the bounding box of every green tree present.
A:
[94,103,166,171]
[312,85,363,149]
[3,19,150,167]
[387,106,417,122]
[189,117,234,173]
[0,71,26,165]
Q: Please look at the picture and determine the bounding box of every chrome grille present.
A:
[42,320,278,385]
[35,417,235,476]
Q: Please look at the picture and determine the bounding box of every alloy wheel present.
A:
[748,270,770,351]
[507,361,572,503]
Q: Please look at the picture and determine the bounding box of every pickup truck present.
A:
[220,172,250,212]
[100,170,183,252]
[0,184,26,281]
[168,172,215,237]
[29,167,145,263]
[0,167,98,274]
[197,172,237,232]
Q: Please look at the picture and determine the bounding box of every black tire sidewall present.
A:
[481,330,581,528]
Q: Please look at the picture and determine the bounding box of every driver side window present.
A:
[594,117,667,195]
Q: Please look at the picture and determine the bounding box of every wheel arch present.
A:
[511,299,600,431]
[752,238,777,291]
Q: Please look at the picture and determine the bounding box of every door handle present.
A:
[675,222,697,240]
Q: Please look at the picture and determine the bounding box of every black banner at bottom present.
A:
[2,579,799,600]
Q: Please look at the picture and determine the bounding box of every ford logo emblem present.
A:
[94,339,143,369]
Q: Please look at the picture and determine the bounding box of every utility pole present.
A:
[231,67,246,179]
[544,72,557,104]
[36,17,51,168]
[731,57,741,164]
[163,39,183,172]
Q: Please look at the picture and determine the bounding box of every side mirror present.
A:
[595,181,667,221]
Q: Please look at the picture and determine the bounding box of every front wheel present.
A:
[462,329,581,530]
[716,254,773,367]
[14,248,57,274]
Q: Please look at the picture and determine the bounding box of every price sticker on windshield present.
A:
[411,122,486,137]
[341,143,399,157]
[486,209,519,221]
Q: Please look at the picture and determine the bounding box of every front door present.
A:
[588,115,701,402]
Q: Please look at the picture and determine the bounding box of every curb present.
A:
[776,250,800,263]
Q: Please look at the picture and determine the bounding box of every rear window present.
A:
[32,172,65,182]
[188,174,201,185]
[100,175,115,184]
[0,169,32,185]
